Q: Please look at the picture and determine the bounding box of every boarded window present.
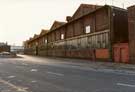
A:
[45,39,47,44]
[85,26,91,33]
[61,34,64,40]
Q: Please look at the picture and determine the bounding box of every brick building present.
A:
[0,42,10,53]
[24,29,49,55]
[24,4,128,62]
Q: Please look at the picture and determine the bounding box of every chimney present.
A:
[66,16,72,22]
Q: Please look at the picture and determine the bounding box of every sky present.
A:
[0,0,134,46]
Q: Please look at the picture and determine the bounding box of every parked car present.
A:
[0,52,16,58]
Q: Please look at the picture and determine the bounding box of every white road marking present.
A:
[3,90,11,92]
[21,87,29,90]
[18,80,22,82]
[117,83,135,88]
[70,65,79,68]
[0,79,28,92]
[7,76,16,79]
[47,72,64,76]
[22,63,28,66]
[30,69,38,72]
[31,80,37,83]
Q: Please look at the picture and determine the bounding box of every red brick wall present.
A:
[128,6,135,63]
[51,32,55,42]
[83,14,95,33]
[66,23,74,38]
[95,8,109,31]
[74,20,84,36]
[55,30,61,41]
[60,27,66,39]
[96,49,109,59]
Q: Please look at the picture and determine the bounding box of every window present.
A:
[61,34,64,40]
[35,42,38,46]
[85,26,91,33]
[45,39,47,44]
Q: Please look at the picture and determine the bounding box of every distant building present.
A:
[0,42,10,52]
[11,46,24,54]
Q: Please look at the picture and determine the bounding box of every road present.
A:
[0,55,135,92]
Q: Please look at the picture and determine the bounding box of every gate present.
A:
[113,43,129,63]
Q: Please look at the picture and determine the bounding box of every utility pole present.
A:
[105,0,107,5]
[122,3,125,9]
[122,0,125,9]
[112,0,114,6]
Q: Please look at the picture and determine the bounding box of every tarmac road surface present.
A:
[0,55,135,92]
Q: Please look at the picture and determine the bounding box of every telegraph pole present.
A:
[105,0,107,5]
[112,0,114,6]
[122,0,125,9]
[122,3,124,8]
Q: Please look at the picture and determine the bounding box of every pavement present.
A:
[0,55,135,92]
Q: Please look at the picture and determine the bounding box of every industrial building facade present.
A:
[24,4,129,63]
[128,5,135,63]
